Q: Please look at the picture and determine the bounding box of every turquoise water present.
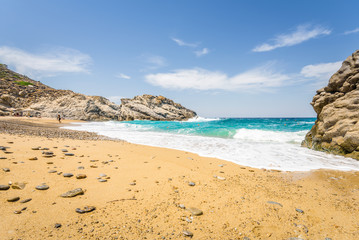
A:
[64,117,359,171]
[122,117,316,139]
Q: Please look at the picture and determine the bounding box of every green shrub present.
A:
[14,80,33,86]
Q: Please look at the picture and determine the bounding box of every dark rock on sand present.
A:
[48,170,57,173]
[64,153,74,156]
[2,168,10,172]
[188,182,195,186]
[75,206,96,214]
[29,157,38,160]
[0,185,10,190]
[296,208,304,214]
[7,196,20,202]
[54,223,62,228]
[32,147,40,150]
[98,179,107,182]
[61,149,68,152]
[63,173,74,177]
[36,184,49,190]
[61,188,84,198]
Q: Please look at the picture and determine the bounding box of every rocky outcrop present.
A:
[119,94,197,121]
[302,50,359,159]
[0,64,196,121]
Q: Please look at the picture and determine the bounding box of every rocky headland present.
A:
[0,64,196,121]
[302,50,359,160]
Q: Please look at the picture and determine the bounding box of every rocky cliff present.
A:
[0,64,196,121]
[302,50,359,160]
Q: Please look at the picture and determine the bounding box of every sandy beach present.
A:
[0,117,358,240]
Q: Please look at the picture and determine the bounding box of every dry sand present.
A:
[0,117,358,240]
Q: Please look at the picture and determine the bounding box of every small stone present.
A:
[0,157,7,159]
[78,166,85,169]
[32,147,40,150]
[63,173,74,178]
[267,201,283,207]
[130,182,136,186]
[179,204,185,209]
[0,185,10,190]
[29,157,38,160]
[14,210,22,214]
[54,223,62,228]
[186,207,203,216]
[61,149,68,152]
[183,230,193,237]
[4,151,13,154]
[243,237,251,240]
[7,196,20,202]
[36,184,49,190]
[48,170,57,173]
[296,208,304,214]
[0,146,7,150]
[76,174,87,179]
[41,147,49,150]
[46,162,54,164]
[188,182,195,186]
[2,168,10,172]
[90,165,98,168]
[325,238,332,240]
[99,173,107,177]
[61,188,84,198]
[98,179,107,182]
[64,153,74,156]
[20,198,32,203]
[12,182,26,190]
[90,160,98,162]
[75,206,96,214]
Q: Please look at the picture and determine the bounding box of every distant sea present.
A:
[63,117,359,171]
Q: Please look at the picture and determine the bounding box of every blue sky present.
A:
[0,0,358,117]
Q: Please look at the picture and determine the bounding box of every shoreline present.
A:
[1,117,359,239]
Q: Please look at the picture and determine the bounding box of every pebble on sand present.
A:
[183,230,194,237]
[20,198,32,203]
[12,182,26,190]
[63,173,74,178]
[76,174,87,179]
[36,184,49,190]
[188,182,195,186]
[75,206,96,214]
[186,207,203,216]
[2,168,10,172]
[54,223,62,228]
[61,188,84,198]
[29,157,38,160]
[267,201,283,207]
[0,185,10,190]
[64,153,74,156]
[7,196,20,202]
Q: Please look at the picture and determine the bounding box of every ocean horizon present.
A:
[63,117,359,172]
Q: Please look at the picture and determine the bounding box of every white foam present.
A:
[63,121,359,172]
[185,116,221,122]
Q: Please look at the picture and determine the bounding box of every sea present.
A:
[63,117,359,172]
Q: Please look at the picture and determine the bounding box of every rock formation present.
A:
[302,50,359,160]
[0,64,196,121]
[119,95,197,121]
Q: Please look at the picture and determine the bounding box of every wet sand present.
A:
[0,117,358,239]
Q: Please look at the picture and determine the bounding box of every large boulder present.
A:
[302,50,359,159]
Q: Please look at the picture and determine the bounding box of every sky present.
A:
[0,0,358,117]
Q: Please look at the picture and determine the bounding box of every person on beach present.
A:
[57,114,62,123]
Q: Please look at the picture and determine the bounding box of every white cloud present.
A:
[0,46,92,78]
[253,24,331,52]
[171,38,198,48]
[301,61,342,80]
[145,64,289,91]
[344,27,359,35]
[195,48,209,57]
[107,96,124,104]
[115,73,131,79]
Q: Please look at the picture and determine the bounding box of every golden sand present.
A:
[0,118,358,239]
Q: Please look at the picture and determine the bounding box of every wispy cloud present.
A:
[195,48,209,57]
[140,54,167,71]
[115,73,131,79]
[253,24,331,52]
[344,27,359,35]
[300,61,342,80]
[171,37,198,48]
[0,46,92,78]
[145,64,289,92]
